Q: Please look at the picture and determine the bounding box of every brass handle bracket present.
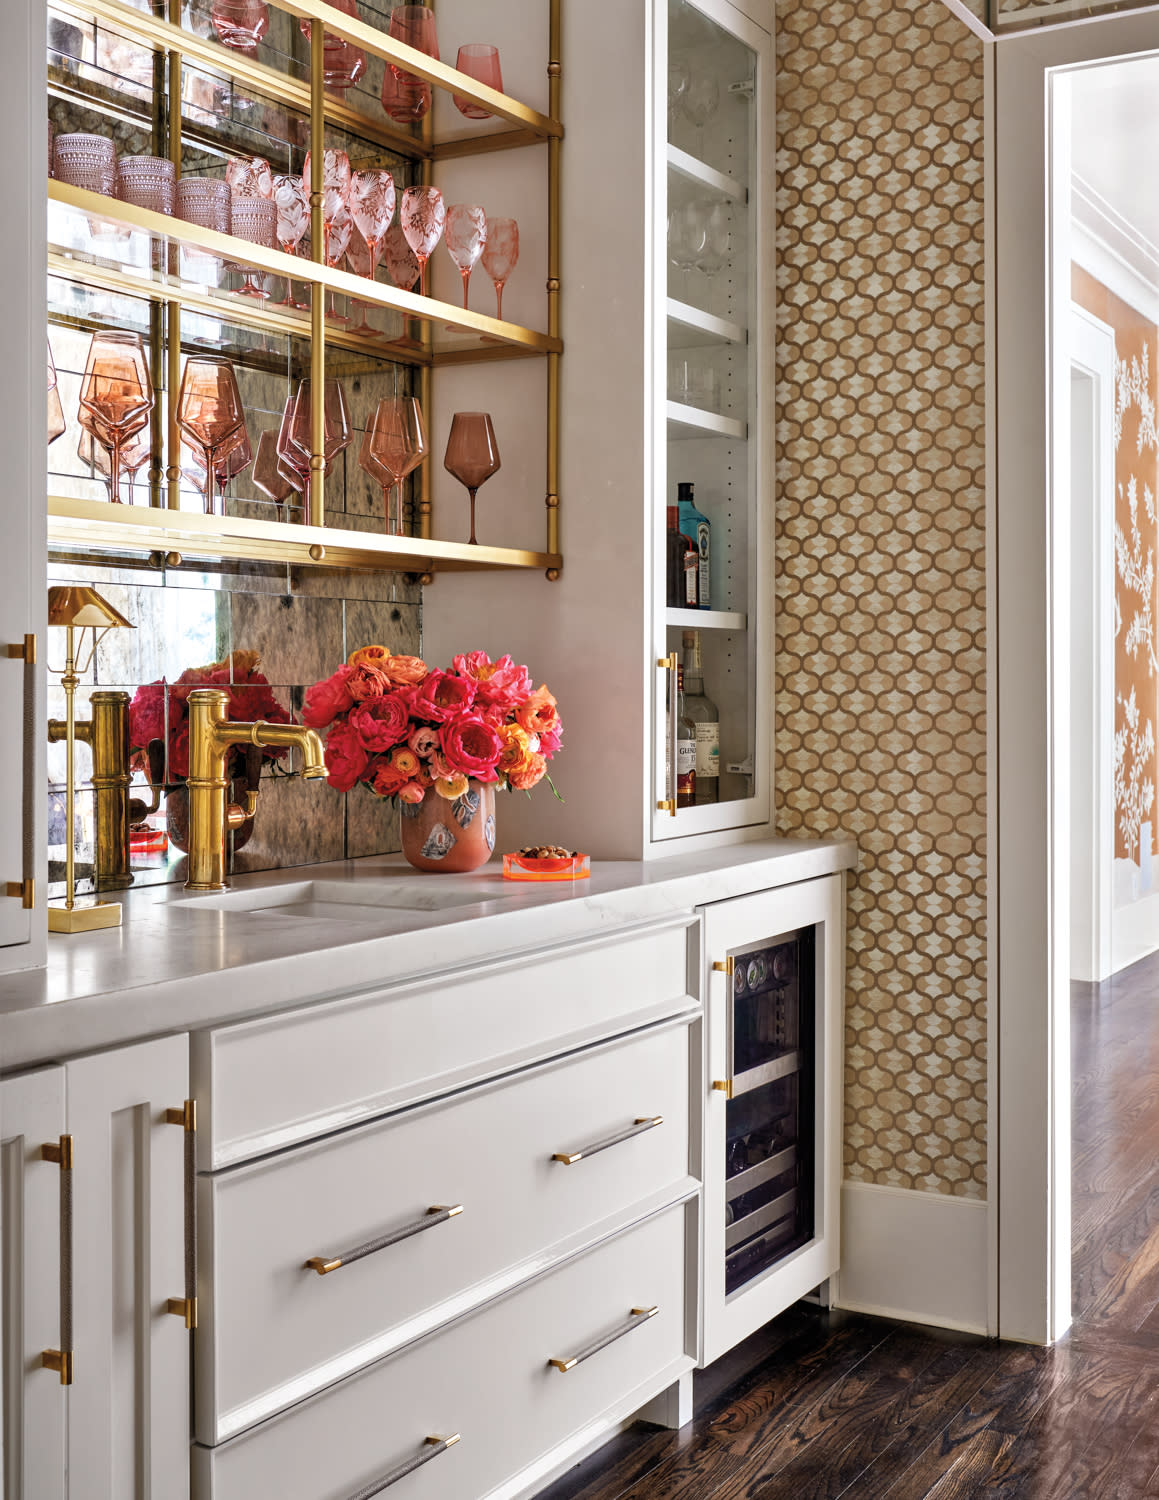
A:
[6,634,36,664]
[712,957,735,975]
[552,1116,664,1166]
[712,1079,735,1100]
[41,1135,74,1385]
[549,1305,659,1372]
[165,1100,197,1329]
[5,878,34,909]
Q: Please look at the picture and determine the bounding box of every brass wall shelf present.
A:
[48,496,562,577]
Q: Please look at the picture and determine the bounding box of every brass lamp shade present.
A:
[47,585,134,631]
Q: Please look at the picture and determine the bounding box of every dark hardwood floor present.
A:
[540,951,1159,1499]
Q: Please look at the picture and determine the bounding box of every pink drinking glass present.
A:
[381,221,419,292]
[273,174,309,307]
[47,339,66,447]
[226,156,273,201]
[386,5,438,120]
[78,425,152,504]
[345,228,378,335]
[349,170,395,266]
[299,0,366,94]
[358,395,427,535]
[176,177,231,234]
[481,216,518,320]
[77,331,154,505]
[230,195,276,298]
[381,61,429,124]
[176,356,247,514]
[454,44,502,120]
[53,132,116,195]
[443,411,500,545]
[278,380,351,514]
[445,204,487,310]
[117,154,176,216]
[252,428,301,519]
[182,430,253,515]
[400,186,444,297]
[210,0,269,54]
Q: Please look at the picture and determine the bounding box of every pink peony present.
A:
[302,664,356,729]
[413,669,477,722]
[324,720,370,793]
[439,714,503,783]
[452,651,533,713]
[129,682,167,749]
[539,727,562,757]
[408,724,440,758]
[349,694,410,752]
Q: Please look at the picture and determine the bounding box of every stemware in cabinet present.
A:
[210,0,269,55]
[273,174,310,307]
[298,0,366,94]
[400,186,445,298]
[176,356,247,515]
[443,411,500,546]
[445,204,487,311]
[359,396,428,536]
[78,425,151,504]
[77,331,154,506]
[252,428,301,519]
[384,5,438,121]
[278,380,351,514]
[349,170,395,270]
[47,338,66,447]
[230,195,277,298]
[480,216,518,320]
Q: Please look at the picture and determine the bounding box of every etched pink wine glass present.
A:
[358,395,427,535]
[345,228,378,335]
[303,149,351,249]
[444,204,487,310]
[400,186,444,297]
[480,216,518,320]
[176,356,248,514]
[453,43,502,119]
[443,411,499,545]
[252,428,300,519]
[77,331,154,505]
[299,0,366,95]
[226,156,273,201]
[381,221,419,292]
[273,174,309,307]
[349,169,395,267]
[210,0,269,55]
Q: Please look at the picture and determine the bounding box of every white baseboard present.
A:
[833,1182,990,1335]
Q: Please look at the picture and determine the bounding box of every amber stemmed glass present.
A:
[453,44,502,119]
[299,0,366,94]
[176,356,247,515]
[385,5,438,121]
[359,396,428,535]
[443,411,500,545]
[47,338,66,447]
[480,216,519,321]
[279,379,351,514]
[252,428,301,519]
[444,205,487,311]
[77,331,154,505]
[349,170,395,269]
[210,0,269,55]
[400,186,445,298]
[273,174,309,307]
[230,195,276,298]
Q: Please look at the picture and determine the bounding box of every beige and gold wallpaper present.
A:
[775,0,987,1197]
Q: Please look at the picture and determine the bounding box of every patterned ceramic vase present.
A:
[400,779,496,873]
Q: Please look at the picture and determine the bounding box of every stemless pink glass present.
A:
[230,195,276,298]
[358,396,427,535]
[54,133,116,194]
[225,156,273,200]
[381,221,419,292]
[481,216,518,320]
[385,5,438,120]
[400,186,444,297]
[381,62,429,124]
[453,44,502,119]
[117,154,176,215]
[443,411,500,545]
[252,428,300,518]
[349,170,395,266]
[273,174,309,307]
[47,339,66,447]
[176,176,231,234]
[444,204,487,310]
[299,0,366,94]
[210,0,269,55]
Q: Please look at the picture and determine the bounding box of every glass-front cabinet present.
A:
[653,0,772,845]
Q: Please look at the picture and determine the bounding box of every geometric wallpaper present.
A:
[775,0,988,1197]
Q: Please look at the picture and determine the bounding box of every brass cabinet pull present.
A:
[657,652,678,816]
[552,1115,664,1166]
[712,1079,734,1099]
[712,957,734,975]
[344,1434,460,1499]
[5,633,37,908]
[306,1204,463,1275]
[165,1100,198,1328]
[40,1135,74,1385]
[548,1305,658,1372]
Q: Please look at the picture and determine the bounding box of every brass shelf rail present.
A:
[48,496,562,577]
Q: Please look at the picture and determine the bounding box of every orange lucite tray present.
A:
[501,851,590,882]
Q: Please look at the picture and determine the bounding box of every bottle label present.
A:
[695,521,710,610]
[677,740,696,778]
[695,722,719,778]
[683,551,698,607]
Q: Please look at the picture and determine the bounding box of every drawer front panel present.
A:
[195,1201,691,1500]
[201,1022,692,1442]
[198,917,695,1167]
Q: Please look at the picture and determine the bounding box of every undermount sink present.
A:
[176,878,508,920]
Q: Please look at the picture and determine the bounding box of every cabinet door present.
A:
[1,1067,67,1500]
[699,875,844,1364]
[66,1036,190,1500]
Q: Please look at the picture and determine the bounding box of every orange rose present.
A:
[515,686,559,738]
[508,753,547,791]
[348,644,391,669]
[497,723,536,779]
[381,654,429,686]
[389,746,420,778]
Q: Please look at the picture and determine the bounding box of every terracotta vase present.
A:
[164,784,255,855]
[400,779,496,872]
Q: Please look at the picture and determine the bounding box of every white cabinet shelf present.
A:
[666,608,748,631]
[667,144,746,203]
[666,401,747,441]
[666,298,747,349]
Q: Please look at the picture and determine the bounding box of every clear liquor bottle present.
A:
[676,663,696,808]
[681,629,719,803]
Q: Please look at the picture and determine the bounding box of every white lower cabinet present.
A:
[1,1035,191,1500]
[193,1198,695,1500]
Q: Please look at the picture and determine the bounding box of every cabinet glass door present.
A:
[655,0,771,842]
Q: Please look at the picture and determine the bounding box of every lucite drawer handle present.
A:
[40,1135,74,1385]
[345,1434,460,1499]
[306,1204,463,1275]
[549,1305,658,1372]
[552,1115,663,1166]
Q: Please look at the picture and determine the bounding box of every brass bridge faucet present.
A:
[185,688,326,892]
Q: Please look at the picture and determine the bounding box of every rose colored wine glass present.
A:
[273,174,309,307]
[358,395,427,535]
[279,379,351,515]
[386,5,438,120]
[182,430,253,514]
[480,215,518,320]
[210,0,269,55]
[176,356,247,514]
[444,204,487,311]
[400,186,444,297]
[299,0,365,95]
[381,221,419,292]
[345,228,379,335]
[349,170,395,267]
[230,195,276,298]
[78,425,151,503]
[77,331,154,505]
[443,411,500,545]
[303,150,351,248]
[226,156,273,201]
[252,428,301,518]
[47,338,66,447]
[454,43,502,119]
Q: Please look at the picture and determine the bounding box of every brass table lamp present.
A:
[47,586,134,933]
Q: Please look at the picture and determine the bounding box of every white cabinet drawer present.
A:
[194,1199,693,1500]
[194,916,696,1168]
[198,1019,693,1443]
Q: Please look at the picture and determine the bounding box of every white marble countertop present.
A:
[0,836,856,1070]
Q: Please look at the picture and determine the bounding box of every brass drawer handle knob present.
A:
[343,1433,460,1498]
[307,1204,463,1275]
[552,1116,663,1166]
[712,1080,735,1099]
[712,957,734,975]
[549,1305,659,1372]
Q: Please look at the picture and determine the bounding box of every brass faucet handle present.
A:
[226,789,260,829]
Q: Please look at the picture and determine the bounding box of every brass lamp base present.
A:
[48,900,123,934]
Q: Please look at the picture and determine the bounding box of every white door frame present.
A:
[994,7,1159,1343]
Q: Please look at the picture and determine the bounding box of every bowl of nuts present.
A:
[501,846,590,882]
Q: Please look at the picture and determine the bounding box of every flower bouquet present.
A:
[303,645,562,871]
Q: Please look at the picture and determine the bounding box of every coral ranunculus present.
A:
[439,714,503,782]
[515,685,560,738]
[508,752,547,791]
[302,664,355,729]
[348,644,392,670]
[497,723,536,779]
[414,669,477,722]
[324,719,370,792]
[347,661,393,702]
[408,724,440,758]
[349,694,410,752]
[381,654,429,686]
